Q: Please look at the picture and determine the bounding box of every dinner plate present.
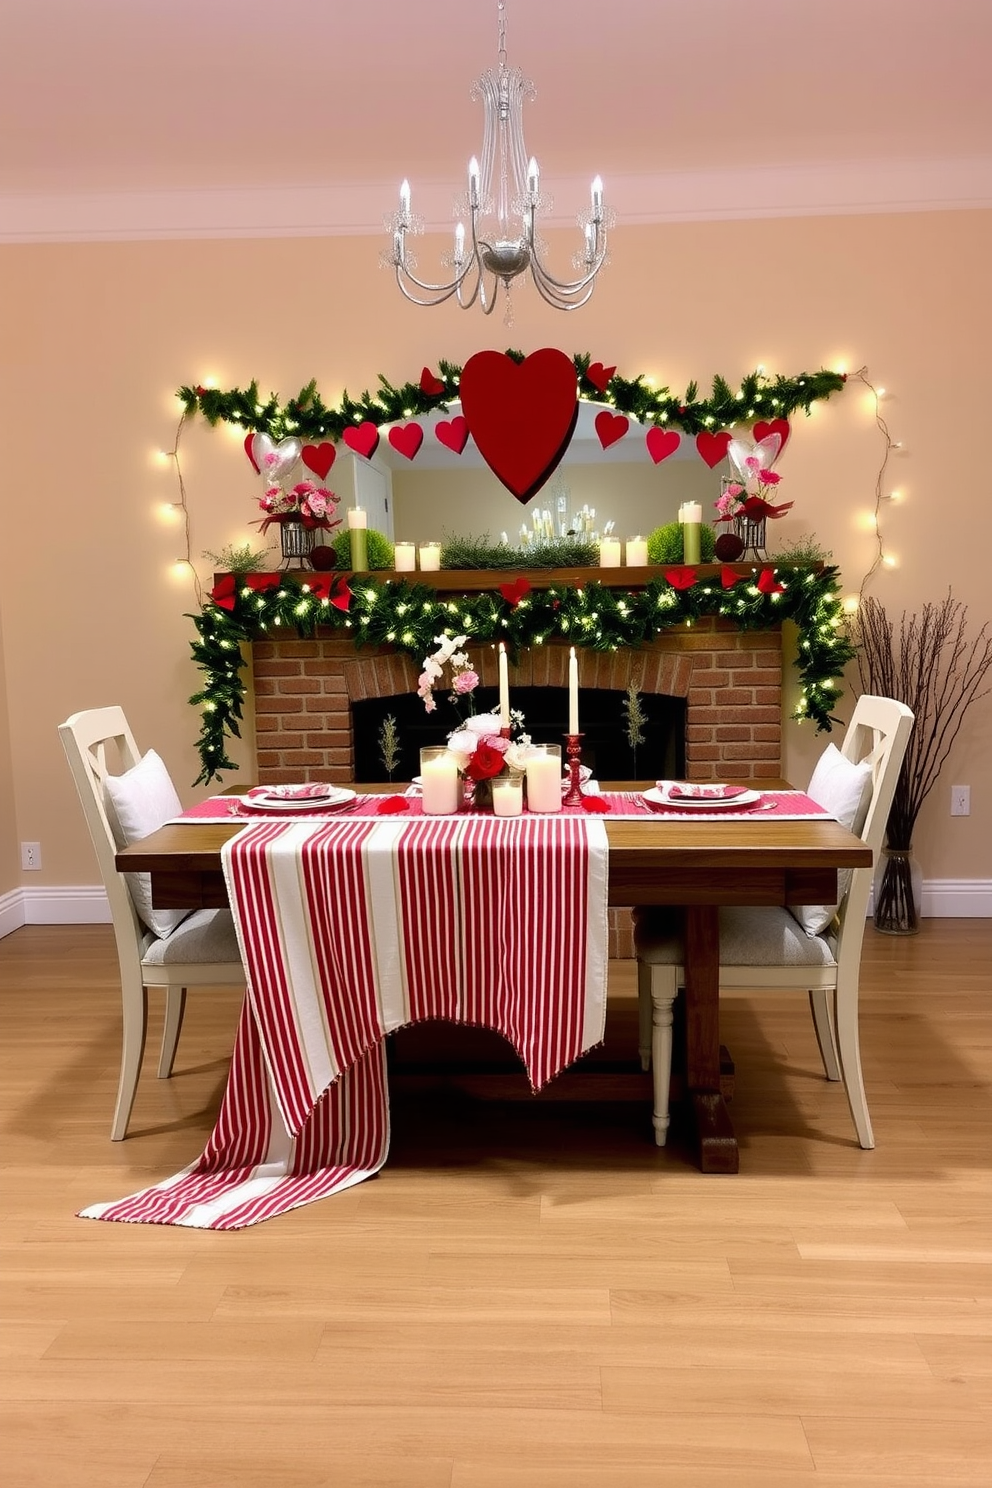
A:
[642,786,762,811]
[242,787,357,813]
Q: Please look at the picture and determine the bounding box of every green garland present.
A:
[178,355,846,441]
[189,566,856,784]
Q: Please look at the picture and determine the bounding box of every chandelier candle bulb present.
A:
[418,541,441,572]
[568,646,579,735]
[498,643,510,727]
[599,536,621,567]
[347,507,368,571]
[525,745,562,814]
[394,541,416,572]
[682,502,702,564]
[625,536,648,566]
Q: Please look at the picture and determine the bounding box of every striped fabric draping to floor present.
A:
[81,813,609,1229]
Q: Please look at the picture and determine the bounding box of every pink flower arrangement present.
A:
[417,636,531,784]
[257,480,342,534]
[715,456,793,525]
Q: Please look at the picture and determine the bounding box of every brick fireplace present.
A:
[249,619,784,957]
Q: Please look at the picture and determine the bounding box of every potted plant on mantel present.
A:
[856,594,992,934]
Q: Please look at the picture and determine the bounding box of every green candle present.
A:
[348,507,368,571]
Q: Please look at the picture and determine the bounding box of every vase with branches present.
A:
[856,594,992,933]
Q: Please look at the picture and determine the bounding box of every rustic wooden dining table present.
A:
[115,782,871,1174]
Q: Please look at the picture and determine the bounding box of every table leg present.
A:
[683,905,739,1173]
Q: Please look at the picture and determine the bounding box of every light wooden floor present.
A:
[1,921,990,1488]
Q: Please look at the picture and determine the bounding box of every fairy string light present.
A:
[164,410,202,606]
[847,365,899,599]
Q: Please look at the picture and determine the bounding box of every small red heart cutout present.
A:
[757,567,785,595]
[244,433,260,472]
[419,367,445,397]
[695,430,733,468]
[664,566,699,591]
[645,427,681,464]
[753,417,790,452]
[301,442,336,481]
[388,423,424,461]
[435,416,469,454]
[595,410,629,450]
[343,423,380,460]
[586,361,616,394]
[499,576,532,607]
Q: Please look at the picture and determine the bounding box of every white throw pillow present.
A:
[789,742,873,936]
[104,749,189,939]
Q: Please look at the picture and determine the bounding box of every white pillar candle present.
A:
[498,642,510,727]
[568,647,579,735]
[420,748,461,815]
[599,537,621,567]
[492,774,524,817]
[625,536,648,566]
[525,746,562,814]
[418,541,441,572]
[394,541,416,572]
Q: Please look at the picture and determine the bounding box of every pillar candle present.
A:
[568,646,579,735]
[525,747,562,814]
[498,642,510,727]
[492,774,524,817]
[420,749,461,815]
[347,506,368,571]
[394,541,416,572]
[625,536,648,566]
[682,502,702,565]
[599,537,621,567]
[418,541,441,572]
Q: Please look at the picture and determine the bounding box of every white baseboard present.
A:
[1,881,989,941]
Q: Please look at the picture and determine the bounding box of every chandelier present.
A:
[385,0,612,314]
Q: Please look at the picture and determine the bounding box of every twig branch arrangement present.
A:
[856,593,992,931]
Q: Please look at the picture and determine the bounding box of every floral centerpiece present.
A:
[418,635,530,808]
[713,437,793,561]
[256,479,341,536]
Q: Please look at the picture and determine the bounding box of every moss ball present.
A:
[331,528,395,570]
[647,521,716,565]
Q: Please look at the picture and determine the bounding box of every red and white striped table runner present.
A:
[82,814,608,1229]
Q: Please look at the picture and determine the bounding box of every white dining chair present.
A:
[634,694,914,1150]
[59,706,244,1140]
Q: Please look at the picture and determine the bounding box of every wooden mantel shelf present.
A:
[266,562,808,594]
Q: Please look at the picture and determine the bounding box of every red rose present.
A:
[465,742,506,781]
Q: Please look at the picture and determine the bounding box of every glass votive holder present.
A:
[625,535,648,566]
[418,541,442,572]
[524,744,562,813]
[492,771,524,818]
[419,746,461,815]
[394,540,416,572]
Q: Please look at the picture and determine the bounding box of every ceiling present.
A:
[2,0,990,241]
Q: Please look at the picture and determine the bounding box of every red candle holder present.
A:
[563,733,585,807]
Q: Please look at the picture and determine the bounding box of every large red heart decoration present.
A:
[695,430,733,468]
[645,427,681,464]
[388,423,424,461]
[343,422,380,460]
[586,361,616,394]
[458,348,579,503]
[435,415,469,454]
[244,433,260,472]
[753,417,790,452]
[419,367,445,396]
[301,442,336,481]
[595,410,629,449]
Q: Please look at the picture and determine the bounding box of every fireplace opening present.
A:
[350,687,686,784]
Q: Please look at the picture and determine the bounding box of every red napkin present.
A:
[666,783,748,800]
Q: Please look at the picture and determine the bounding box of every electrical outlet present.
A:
[950,785,971,817]
[21,841,41,870]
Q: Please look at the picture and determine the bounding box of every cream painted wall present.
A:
[1,209,989,895]
[0,605,18,894]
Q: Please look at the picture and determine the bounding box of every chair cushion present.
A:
[789,742,873,936]
[104,749,189,939]
[141,908,242,966]
[636,906,837,968]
